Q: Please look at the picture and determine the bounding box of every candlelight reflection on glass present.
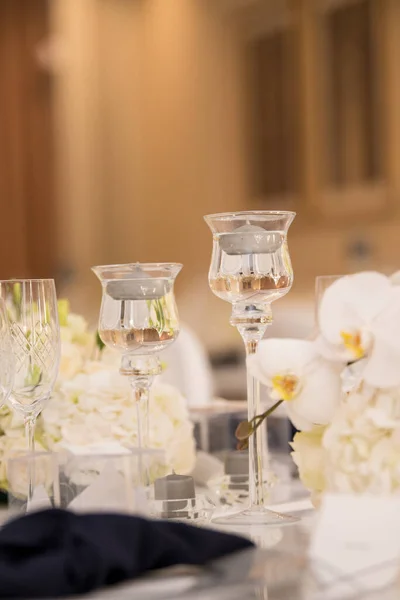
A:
[204,211,296,526]
[92,263,182,460]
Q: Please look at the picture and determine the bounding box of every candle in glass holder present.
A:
[106,280,167,301]
[225,451,249,492]
[154,473,195,519]
[218,225,283,255]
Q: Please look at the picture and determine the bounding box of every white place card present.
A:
[309,493,400,597]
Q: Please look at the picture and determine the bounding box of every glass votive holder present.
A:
[7,452,60,516]
[59,448,168,514]
[208,451,277,508]
[150,496,214,524]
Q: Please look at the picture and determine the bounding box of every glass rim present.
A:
[8,451,55,464]
[0,278,55,284]
[66,450,166,459]
[204,210,296,221]
[315,274,343,280]
[92,262,183,271]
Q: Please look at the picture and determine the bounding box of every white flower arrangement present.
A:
[246,271,400,500]
[0,301,196,489]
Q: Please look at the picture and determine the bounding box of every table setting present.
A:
[0,211,400,597]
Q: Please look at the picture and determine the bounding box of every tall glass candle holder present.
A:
[92,263,181,455]
[204,211,296,526]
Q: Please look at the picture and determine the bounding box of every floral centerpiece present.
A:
[237,271,400,503]
[0,301,196,490]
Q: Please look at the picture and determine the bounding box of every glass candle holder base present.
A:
[150,495,214,524]
[212,505,299,527]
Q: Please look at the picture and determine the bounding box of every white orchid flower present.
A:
[247,339,342,431]
[390,270,400,285]
[318,271,400,388]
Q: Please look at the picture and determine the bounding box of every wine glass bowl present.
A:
[0,299,15,407]
[0,280,60,421]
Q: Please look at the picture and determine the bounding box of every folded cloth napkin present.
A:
[0,509,254,598]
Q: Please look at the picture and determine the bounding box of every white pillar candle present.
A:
[154,473,195,500]
[224,451,249,492]
[154,473,195,519]
[106,279,167,301]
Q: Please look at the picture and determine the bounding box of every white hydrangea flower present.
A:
[290,426,327,496]
[57,300,95,383]
[41,363,196,479]
[323,388,400,494]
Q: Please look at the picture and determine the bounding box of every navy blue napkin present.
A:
[0,509,254,598]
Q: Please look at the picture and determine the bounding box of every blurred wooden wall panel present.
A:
[0,0,55,278]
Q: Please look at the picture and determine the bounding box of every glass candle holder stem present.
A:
[121,354,162,484]
[121,354,162,447]
[131,384,150,451]
[233,304,272,510]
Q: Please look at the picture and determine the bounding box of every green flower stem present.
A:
[236,399,284,449]
[250,399,284,430]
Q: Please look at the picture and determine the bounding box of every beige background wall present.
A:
[51,0,400,352]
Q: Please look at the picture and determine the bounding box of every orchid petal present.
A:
[362,337,400,388]
[315,335,352,363]
[290,360,342,425]
[390,270,400,285]
[319,272,392,345]
[364,287,400,387]
[340,359,367,393]
[285,404,314,431]
[247,338,320,381]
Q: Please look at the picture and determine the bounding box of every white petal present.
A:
[246,354,272,387]
[363,337,400,388]
[390,270,400,285]
[315,335,352,363]
[285,404,315,431]
[319,272,392,344]
[365,287,400,387]
[247,338,320,381]
[291,360,342,425]
[340,360,367,393]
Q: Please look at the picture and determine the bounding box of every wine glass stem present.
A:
[25,416,35,453]
[25,416,36,502]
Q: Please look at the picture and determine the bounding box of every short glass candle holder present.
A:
[7,452,60,516]
[150,495,215,524]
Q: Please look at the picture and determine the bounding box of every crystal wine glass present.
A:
[204,211,296,526]
[92,263,182,454]
[0,280,61,455]
[0,299,15,407]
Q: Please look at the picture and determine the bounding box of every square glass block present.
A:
[59,449,168,514]
[8,452,59,516]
